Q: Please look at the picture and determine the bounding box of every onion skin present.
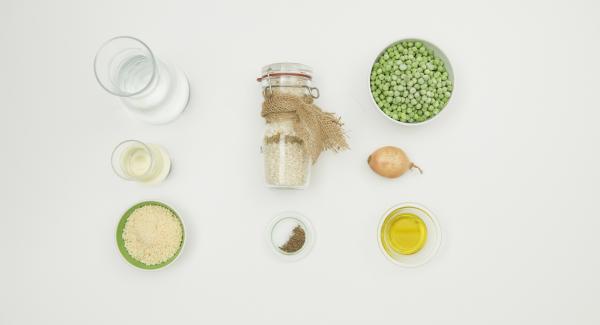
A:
[368,146,422,178]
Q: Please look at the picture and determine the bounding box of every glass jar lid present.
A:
[258,62,313,82]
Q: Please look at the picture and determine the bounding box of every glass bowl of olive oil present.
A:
[377,203,441,267]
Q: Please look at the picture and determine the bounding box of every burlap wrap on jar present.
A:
[261,92,348,163]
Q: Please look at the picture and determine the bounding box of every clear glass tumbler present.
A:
[111,140,171,184]
[94,36,190,124]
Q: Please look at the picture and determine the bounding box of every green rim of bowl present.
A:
[116,201,185,270]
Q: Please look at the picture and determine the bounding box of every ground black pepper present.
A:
[280,226,306,253]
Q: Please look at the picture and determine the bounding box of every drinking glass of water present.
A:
[94,36,189,124]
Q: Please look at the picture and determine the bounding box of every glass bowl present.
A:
[377,202,442,267]
[267,211,315,261]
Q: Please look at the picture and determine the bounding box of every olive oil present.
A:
[381,212,427,255]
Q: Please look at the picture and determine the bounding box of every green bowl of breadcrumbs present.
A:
[369,38,454,125]
[116,201,185,270]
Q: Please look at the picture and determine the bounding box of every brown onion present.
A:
[368,146,422,178]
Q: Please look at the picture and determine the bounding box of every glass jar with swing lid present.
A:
[257,63,320,189]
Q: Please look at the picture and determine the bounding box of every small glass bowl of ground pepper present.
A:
[369,38,454,125]
[268,212,314,261]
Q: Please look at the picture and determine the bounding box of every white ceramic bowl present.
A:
[377,202,442,267]
[369,38,454,126]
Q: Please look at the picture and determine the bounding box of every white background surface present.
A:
[1,0,599,324]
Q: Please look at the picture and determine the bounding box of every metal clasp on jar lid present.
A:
[259,69,320,99]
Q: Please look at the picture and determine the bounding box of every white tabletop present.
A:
[2,0,599,324]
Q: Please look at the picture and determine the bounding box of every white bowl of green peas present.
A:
[369,38,454,126]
